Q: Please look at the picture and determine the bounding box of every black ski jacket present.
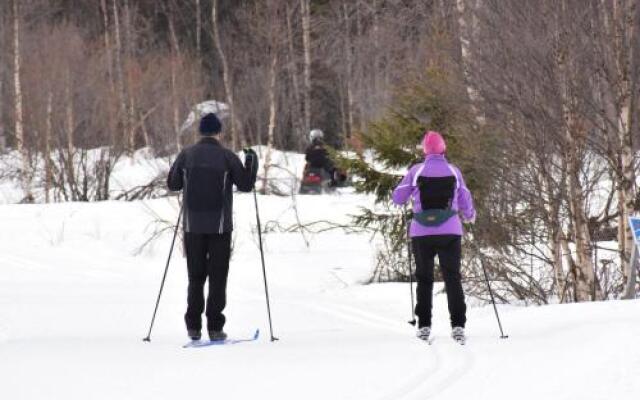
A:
[167,137,257,234]
[305,139,334,172]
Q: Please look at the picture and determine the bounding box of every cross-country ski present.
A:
[183,330,260,348]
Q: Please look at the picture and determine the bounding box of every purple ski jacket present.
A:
[392,154,476,237]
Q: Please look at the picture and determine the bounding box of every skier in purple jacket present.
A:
[392,131,476,344]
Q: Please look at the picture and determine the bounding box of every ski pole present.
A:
[405,208,417,326]
[253,188,279,342]
[143,202,183,342]
[477,250,508,339]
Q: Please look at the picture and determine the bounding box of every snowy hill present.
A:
[1,193,639,400]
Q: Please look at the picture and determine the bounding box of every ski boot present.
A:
[209,330,228,341]
[416,326,432,343]
[451,326,466,345]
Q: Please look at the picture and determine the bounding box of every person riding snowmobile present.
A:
[300,129,345,193]
[305,129,333,174]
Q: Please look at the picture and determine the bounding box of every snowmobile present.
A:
[299,166,349,194]
[299,128,349,194]
[299,166,333,194]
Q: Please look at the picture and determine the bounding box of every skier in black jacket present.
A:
[167,113,258,341]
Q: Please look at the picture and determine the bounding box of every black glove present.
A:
[242,148,259,181]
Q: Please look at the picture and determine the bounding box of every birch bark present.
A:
[212,0,241,149]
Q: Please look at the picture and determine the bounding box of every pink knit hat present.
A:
[423,131,446,155]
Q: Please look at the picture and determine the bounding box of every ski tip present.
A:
[253,329,260,340]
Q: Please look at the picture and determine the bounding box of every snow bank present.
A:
[0,146,314,204]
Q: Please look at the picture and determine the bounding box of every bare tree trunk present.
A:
[0,13,4,152]
[212,0,240,150]
[171,55,182,151]
[619,0,640,298]
[342,1,354,140]
[286,3,304,148]
[567,178,598,300]
[300,0,312,138]
[139,110,151,148]
[262,50,278,194]
[170,56,182,150]
[113,0,128,152]
[127,88,137,153]
[65,77,75,158]
[124,0,137,154]
[587,0,639,298]
[624,246,638,298]
[552,230,565,300]
[99,0,119,153]
[562,111,598,300]
[560,235,576,302]
[455,0,483,123]
[167,12,183,151]
[100,0,115,94]
[554,1,600,301]
[542,167,566,301]
[370,0,380,133]
[167,8,182,56]
[617,186,629,282]
[65,75,78,200]
[0,3,7,153]
[13,0,31,201]
[195,0,202,56]
[0,65,4,152]
[44,92,53,203]
[339,84,348,141]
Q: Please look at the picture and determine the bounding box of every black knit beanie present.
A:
[199,113,222,136]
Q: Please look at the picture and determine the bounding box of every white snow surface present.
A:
[1,193,639,400]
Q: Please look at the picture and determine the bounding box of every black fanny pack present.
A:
[413,209,457,227]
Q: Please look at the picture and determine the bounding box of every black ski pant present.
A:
[412,234,466,328]
[184,232,231,332]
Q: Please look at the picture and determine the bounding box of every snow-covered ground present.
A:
[1,191,639,400]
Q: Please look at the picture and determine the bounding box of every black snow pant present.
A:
[412,235,466,329]
[184,232,231,333]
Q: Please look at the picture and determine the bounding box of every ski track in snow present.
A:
[288,298,475,400]
[378,345,475,400]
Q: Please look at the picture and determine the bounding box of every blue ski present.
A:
[183,329,260,348]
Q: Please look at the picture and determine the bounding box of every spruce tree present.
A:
[337,67,496,282]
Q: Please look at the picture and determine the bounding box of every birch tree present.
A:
[0,50,4,153]
[300,0,312,138]
[212,0,241,150]
[611,0,639,298]
[12,0,32,201]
